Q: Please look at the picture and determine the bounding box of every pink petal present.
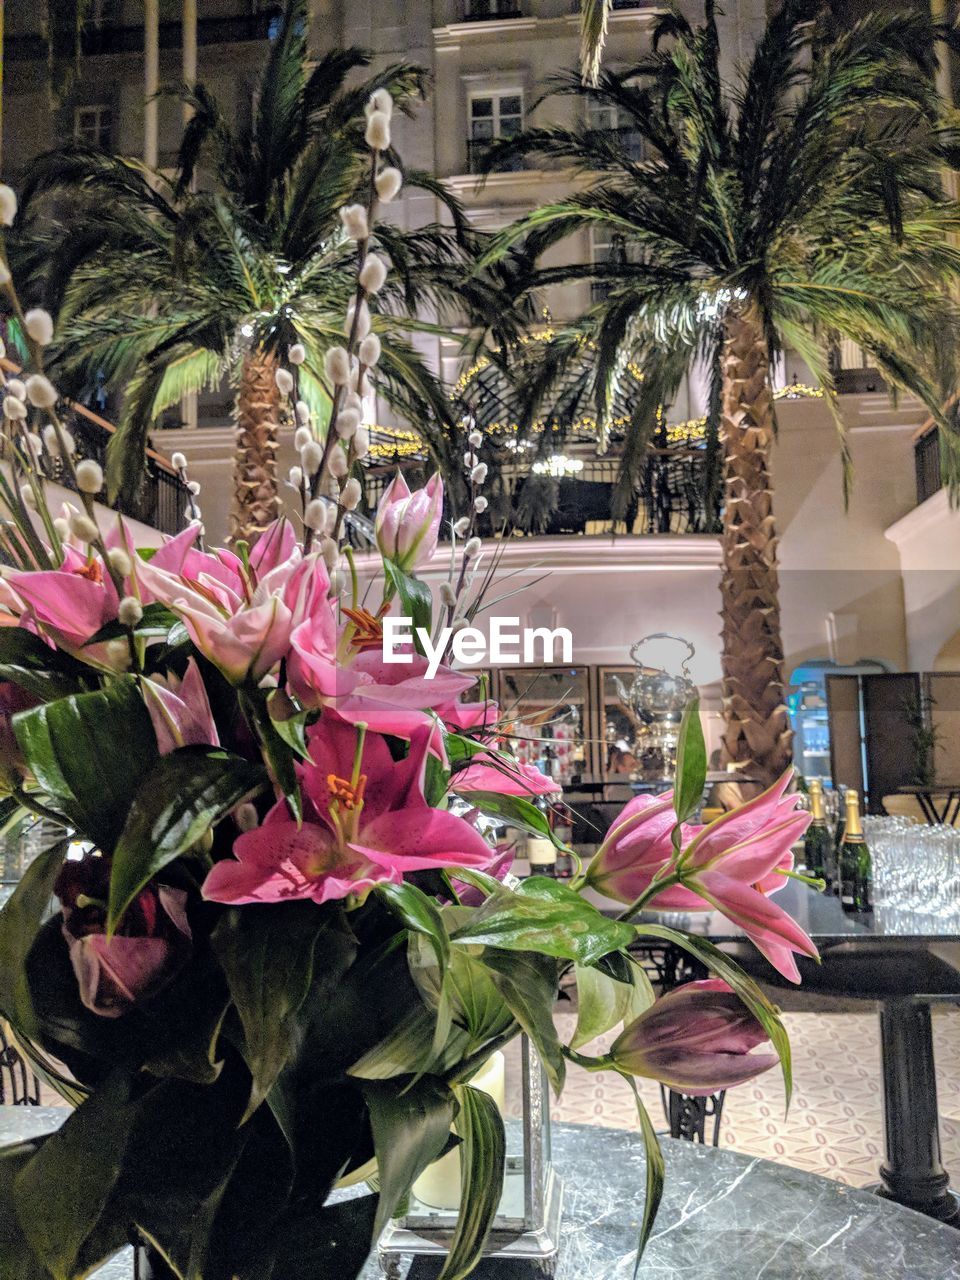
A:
[353,807,493,872]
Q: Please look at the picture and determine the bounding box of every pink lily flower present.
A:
[451,754,559,800]
[331,651,474,738]
[142,658,219,754]
[136,548,321,684]
[285,560,344,708]
[609,978,779,1095]
[56,856,192,1019]
[375,472,443,572]
[588,770,817,983]
[6,561,119,648]
[202,715,494,907]
[435,697,499,734]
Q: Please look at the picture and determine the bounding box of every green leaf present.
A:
[635,922,793,1106]
[481,948,564,1093]
[13,679,158,849]
[83,602,180,646]
[0,1138,56,1280]
[672,697,706,835]
[455,790,561,846]
[214,904,353,1120]
[376,881,450,971]
[383,560,432,657]
[445,732,500,769]
[108,746,266,930]
[361,1075,458,1237]
[241,688,302,822]
[571,957,655,1051]
[0,628,96,703]
[437,1085,506,1280]
[267,689,312,760]
[13,1074,133,1280]
[452,877,635,966]
[0,840,68,1038]
[621,1073,665,1277]
[269,1195,378,1280]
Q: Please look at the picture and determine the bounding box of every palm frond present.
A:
[579,0,610,88]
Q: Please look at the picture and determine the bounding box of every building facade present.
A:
[4,0,960,762]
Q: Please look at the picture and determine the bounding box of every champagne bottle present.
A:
[833,783,847,852]
[804,779,835,889]
[839,790,872,912]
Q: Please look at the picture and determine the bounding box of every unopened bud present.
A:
[19,485,36,510]
[288,343,306,366]
[474,495,488,514]
[187,479,201,495]
[324,346,351,385]
[24,308,54,346]
[301,440,323,475]
[304,498,327,532]
[463,452,477,468]
[375,166,403,203]
[76,459,104,494]
[3,395,26,421]
[106,547,133,578]
[353,428,369,459]
[359,333,381,367]
[464,536,482,558]
[118,596,143,627]
[439,582,457,606]
[365,111,391,151]
[70,513,100,544]
[366,88,394,120]
[295,400,311,425]
[453,516,471,537]
[468,429,483,448]
[341,476,362,510]
[359,255,387,295]
[288,465,303,489]
[294,425,313,451]
[320,536,340,571]
[346,298,371,339]
[328,445,348,479]
[171,452,188,470]
[7,379,26,400]
[275,367,294,396]
[337,407,361,439]
[471,463,488,485]
[235,802,259,832]
[340,204,369,241]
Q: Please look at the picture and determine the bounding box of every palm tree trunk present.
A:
[718,303,793,788]
[230,347,281,544]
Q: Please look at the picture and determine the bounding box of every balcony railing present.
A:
[915,428,942,506]
[358,449,720,540]
[0,361,190,537]
[6,11,281,60]
[466,139,527,175]
[463,2,523,19]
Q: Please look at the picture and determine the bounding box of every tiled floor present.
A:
[537,1007,960,1189]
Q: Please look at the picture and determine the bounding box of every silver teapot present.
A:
[613,634,698,782]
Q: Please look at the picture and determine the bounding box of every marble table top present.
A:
[2,1108,958,1279]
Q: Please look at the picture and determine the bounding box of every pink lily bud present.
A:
[55,857,192,1018]
[609,979,779,1095]
[142,658,219,754]
[587,770,818,983]
[375,471,443,572]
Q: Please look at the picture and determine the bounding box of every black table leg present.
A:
[917,792,939,825]
[876,998,959,1223]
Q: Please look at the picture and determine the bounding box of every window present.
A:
[468,90,524,172]
[464,1,522,17]
[74,105,113,150]
[585,97,644,162]
[589,225,621,301]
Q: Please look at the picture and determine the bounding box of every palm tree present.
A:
[13,0,506,542]
[486,1,960,785]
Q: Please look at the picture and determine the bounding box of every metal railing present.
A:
[464,1,523,17]
[466,139,527,174]
[358,448,720,540]
[915,429,942,506]
[6,11,280,60]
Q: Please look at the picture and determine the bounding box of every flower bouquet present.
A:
[0,131,817,1280]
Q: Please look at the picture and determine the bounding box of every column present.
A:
[144,0,160,169]
[182,0,198,126]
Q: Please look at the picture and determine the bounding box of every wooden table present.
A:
[886,785,960,825]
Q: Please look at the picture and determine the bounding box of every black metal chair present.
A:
[0,1022,41,1106]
